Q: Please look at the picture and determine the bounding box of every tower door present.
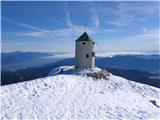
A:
[92,52,95,57]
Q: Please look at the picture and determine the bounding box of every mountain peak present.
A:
[1,66,159,119]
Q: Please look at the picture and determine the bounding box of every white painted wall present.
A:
[75,40,95,68]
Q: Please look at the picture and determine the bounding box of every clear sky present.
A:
[1,1,159,54]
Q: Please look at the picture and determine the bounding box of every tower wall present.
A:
[75,40,95,68]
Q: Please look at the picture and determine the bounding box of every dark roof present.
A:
[76,32,93,42]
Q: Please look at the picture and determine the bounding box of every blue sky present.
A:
[1,1,159,54]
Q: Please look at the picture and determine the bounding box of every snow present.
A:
[1,66,160,120]
[48,65,102,76]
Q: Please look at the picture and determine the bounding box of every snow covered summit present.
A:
[48,65,108,77]
[1,66,160,119]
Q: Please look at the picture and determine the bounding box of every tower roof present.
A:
[76,32,93,42]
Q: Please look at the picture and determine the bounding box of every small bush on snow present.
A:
[87,69,110,80]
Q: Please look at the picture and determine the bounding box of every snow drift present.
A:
[0,66,160,119]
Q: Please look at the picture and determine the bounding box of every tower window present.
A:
[93,42,95,45]
[82,42,86,45]
[92,52,95,57]
[86,54,89,58]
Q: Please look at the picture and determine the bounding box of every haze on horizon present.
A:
[1,1,159,54]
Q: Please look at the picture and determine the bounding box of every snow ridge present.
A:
[1,66,160,120]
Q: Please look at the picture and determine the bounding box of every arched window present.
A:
[82,42,86,45]
[86,54,89,58]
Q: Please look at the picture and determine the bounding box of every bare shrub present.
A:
[87,69,110,80]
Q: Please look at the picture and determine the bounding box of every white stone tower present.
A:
[75,32,95,69]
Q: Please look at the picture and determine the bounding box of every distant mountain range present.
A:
[1,51,160,88]
[96,55,160,74]
[2,51,160,73]
[1,51,53,64]
[53,55,160,74]
[1,51,64,71]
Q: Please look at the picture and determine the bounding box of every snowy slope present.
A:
[1,66,160,120]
